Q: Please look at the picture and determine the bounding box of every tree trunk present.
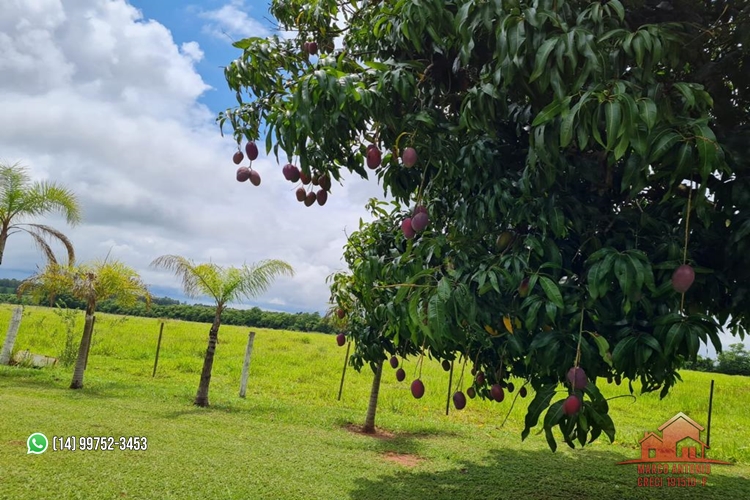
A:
[194,305,223,407]
[83,315,96,370]
[0,227,8,266]
[70,301,95,389]
[363,360,383,433]
[0,306,23,365]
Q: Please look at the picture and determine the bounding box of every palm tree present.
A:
[18,259,150,389]
[150,255,295,407]
[0,162,82,265]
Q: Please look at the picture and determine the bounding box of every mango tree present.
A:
[330,199,424,433]
[218,0,750,450]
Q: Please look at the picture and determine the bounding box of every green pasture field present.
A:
[1,304,748,499]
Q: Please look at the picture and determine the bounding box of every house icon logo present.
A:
[617,412,732,465]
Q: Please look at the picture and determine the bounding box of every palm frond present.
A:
[229,259,295,303]
[217,266,247,304]
[16,223,76,265]
[16,262,75,305]
[89,259,150,308]
[150,254,220,301]
[20,228,59,265]
[20,181,82,225]
[0,161,31,221]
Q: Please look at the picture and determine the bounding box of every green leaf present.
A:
[543,400,566,452]
[605,100,622,151]
[638,99,657,131]
[639,334,662,354]
[612,336,636,365]
[625,254,645,292]
[665,322,685,356]
[427,294,447,340]
[545,301,557,323]
[550,207,565,237]
[614,257,631,296]
[560,104,579,148]
[526,298,543,330]
[649,130,679,162]
[545,426,558,453]
[621,154,642,193]
[608,0,625,20]
[614,131,630,160]
[437,277,451,301]
[587,262,603,300]
[694,124,719,182]
[530,38,559,83]
[521,384,556,440]
[633,34,644,66]
[539,276,564,309]
[232,37,260,50]
[586,247,613,264]
[588,331,613,367]
[544,398,566,428]
[675,142,693,180]
[532,99,567,127]
[673,83,695,109]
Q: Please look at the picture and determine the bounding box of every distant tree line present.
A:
[683,344,750,377]
[0,278,335,334]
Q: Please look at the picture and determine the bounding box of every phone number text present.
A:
[51,436,148,451]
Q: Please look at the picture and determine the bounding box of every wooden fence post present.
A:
[0,306,23,365]
[152,321,165,377]
[239,331,256,398]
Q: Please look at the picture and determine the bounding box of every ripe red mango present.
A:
[236,167,250,182]
[672,264,695,293]
[245,141,259,161]
[562,394,581,415]
[401,218,416,239]
[411,379,425,399]
[566,367,588,390]
[453,391,467,410]
[402,147,417,167]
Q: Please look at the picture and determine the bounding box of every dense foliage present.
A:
[219,0,750,450]
[684,344,750,377]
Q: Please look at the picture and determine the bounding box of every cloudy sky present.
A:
[0,0,384,315]
[1,0,747,357]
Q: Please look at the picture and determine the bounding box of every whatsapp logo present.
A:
[27,433,48,454]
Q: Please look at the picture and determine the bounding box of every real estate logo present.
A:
[617,412,732,487]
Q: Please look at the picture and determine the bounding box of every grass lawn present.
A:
[1,304,749,499]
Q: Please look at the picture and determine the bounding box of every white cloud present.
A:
[198,0,269,41]
[0,0,386,314]
[181,41,204,63]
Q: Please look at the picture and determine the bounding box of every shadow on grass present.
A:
[349,448,750,500]
[333,419,464,457]
[333,417,462,439]
[161,399,296,421]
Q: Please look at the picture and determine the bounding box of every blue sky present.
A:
[129,0,266,115]
[0,0,383,315]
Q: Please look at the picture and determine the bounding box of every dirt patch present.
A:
[344,423,396,440]
[381,452,422,467]
[7,440,24,446]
